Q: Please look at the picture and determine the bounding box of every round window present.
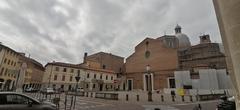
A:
[145,50,151,59]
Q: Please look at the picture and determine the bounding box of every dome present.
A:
[176,33,191,49]
[174,24,191,49]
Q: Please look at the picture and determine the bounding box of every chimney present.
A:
[200,34,211,44]
[84,52,88,63]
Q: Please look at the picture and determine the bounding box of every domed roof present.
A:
[174,24,191,49]
[176,33,191,49]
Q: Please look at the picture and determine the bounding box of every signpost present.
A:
[73,73,80,110]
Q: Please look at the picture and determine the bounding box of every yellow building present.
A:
[42,62,117,91]
[19,54,45,90]
[0,43,20,90]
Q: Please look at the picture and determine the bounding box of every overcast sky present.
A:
[0,0,221,65]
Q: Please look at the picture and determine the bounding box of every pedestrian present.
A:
[198,104,202,110]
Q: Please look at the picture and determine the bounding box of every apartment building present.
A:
[42,62,117,91]
[0,43,20,90]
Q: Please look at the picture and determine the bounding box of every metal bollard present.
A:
[137,95,139,101]
[70,95,74,110]
[64,94,67,110]
[172,95,175,102]
[181,96,185,102]
[190,95,193,102]
[161,95,164,102]
[126,94,129,101]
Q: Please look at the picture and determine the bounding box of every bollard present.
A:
[161,95,164,102]
[181,96,185,102]
[91,93,93,97]
[172,95,175,102]
[50,94,52,101]
[45,93,47,99]
[137,95,139,101]
[64,94,67,110]
[190,95,193,102]
[126,94,129,101]
[70,95,74,110]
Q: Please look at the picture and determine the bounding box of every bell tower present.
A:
[175,24,182,34]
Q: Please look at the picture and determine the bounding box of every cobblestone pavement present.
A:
[24,93,217,110]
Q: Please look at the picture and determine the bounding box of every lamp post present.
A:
[73,72,80,110]
[47,65,53,88]
[146,65,152,102]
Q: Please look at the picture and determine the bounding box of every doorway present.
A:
[127,79,133,91]
[99,84,103,91]
[168,78,176,88]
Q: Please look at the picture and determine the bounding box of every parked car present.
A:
[57,88,64,93]
[25,88,38,93]
[216,96,236,110]
[0,92,56,110]
[76,87,84,92]
[40,88,55,94]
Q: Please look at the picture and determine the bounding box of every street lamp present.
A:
[47,64,53,88]
[73,72,80,109]
[146,65,152,102]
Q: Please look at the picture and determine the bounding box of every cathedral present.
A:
[124,25,192,91]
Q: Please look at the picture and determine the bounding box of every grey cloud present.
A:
[0,0,222,64]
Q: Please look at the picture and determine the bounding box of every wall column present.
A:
[213,0,240,108]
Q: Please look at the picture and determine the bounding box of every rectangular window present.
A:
[111,76,113,80]
[0,68,4,75]
[102,65,106,69]
[93,84,95,88]
[71,69,74,73]
[87,73,90,78]
[4,59,7,64]
[70,76,73,81]
[55,67,59,71]
[8,60,10,65]
[106,75,108,80]
[62,75,65,81]
[63,68,67,72]
[54,75,57,80]
[94,74,96,79]
[100,74,102,79]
